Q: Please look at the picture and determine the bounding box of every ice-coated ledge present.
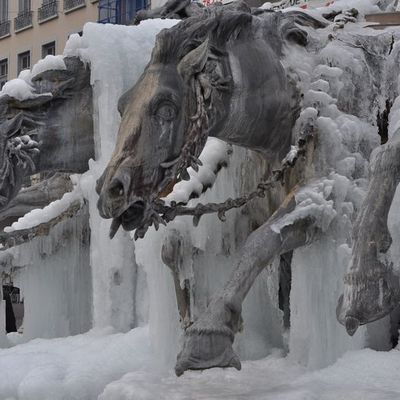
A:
[3,186,83,233]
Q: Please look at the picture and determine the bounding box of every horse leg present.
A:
[161,229,193,328]
[337,136,400,335]
[175,189,322,376]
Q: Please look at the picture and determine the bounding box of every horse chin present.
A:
[120,201,146,231]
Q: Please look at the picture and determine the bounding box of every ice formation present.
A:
[2,0,400,398]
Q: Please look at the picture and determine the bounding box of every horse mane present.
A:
[150,7,254,64]
[150,4,327,65]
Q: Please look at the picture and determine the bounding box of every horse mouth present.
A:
[120,201,146,231]
[105,160,184,240]
[109,200,146,238]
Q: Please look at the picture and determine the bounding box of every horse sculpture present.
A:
[96,1,400,375]
[95,4,333,374]
[1,0,400,378]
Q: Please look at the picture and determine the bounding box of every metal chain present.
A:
[152,136,309,228]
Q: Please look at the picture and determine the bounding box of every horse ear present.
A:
[280,11,327,47]
[282,23,309,46]
[178,39,209,82]
[286,11,328,30]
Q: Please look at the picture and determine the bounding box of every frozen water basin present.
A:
[1,327,400,400]
[101,347,400,400]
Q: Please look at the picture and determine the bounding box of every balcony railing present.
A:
[38,1,58,22]
[0,20,10,38]
[14,11,33,32]
[64,0,85,12]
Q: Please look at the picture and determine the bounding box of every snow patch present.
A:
[163,138,231,205]
[4,187,83,233]
[0,79,41,101]
[282,145,299,165]
[1,326,397,400]
[31,55,66,79]
[0,327,153,400]
[63,33,85,58]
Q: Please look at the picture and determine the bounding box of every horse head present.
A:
[96,11,247,237]
[97,6,327,238]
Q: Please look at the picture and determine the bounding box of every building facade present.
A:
[0,0,98,82]
[0,0,149,83]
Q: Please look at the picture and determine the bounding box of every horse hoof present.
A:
[175,329,241,376]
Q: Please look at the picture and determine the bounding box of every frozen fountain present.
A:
[1,0,400,398]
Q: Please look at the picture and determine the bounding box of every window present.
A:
[98,0,147,25]
[42,41,56,57]
[63,0,85,12]
[0,0,8,22]
[17,51,30,74]
[0,58,7,89]
[18,0,30,12]
[38,0,58,23]
[15,0,31,32]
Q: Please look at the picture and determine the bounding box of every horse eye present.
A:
[156,104,176,122]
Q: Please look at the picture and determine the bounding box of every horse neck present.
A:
[208,45,299,161]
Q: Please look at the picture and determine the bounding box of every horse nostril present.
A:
[345,316,360,336]
[108,178,125,199]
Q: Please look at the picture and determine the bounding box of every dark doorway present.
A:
[2,285,24,333]
[279,251,293,329]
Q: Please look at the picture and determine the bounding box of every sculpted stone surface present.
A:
[0,173,73,230]
[3,0,399,379]
[0,56,94,210]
